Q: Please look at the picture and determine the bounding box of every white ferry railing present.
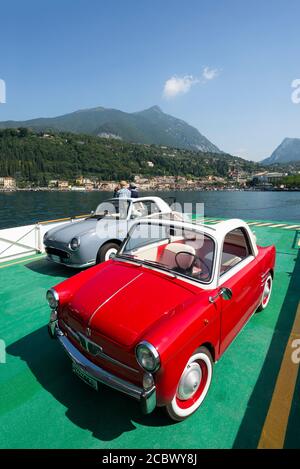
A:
[0,214,88,263]
[0,225,40,259]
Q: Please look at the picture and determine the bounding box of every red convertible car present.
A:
[47,218,275,421]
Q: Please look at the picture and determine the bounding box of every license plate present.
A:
[72,362,98,391]
[51,254,60,263]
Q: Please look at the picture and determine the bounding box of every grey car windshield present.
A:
[121,222,215,283]
[95,200,130,219]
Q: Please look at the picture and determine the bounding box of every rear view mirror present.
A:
[220,287,233,301]
[209,287,233,303]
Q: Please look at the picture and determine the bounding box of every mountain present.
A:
[262,138,300,165]
[0,105,221,153]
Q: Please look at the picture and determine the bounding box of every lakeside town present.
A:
[1,170,300,192]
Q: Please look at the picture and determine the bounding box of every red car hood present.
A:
[64,260,196,347]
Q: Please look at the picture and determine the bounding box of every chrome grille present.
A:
[60,320,138,373]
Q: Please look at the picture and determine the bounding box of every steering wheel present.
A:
[193,256,211,281]
[174,251,196,274]
[174,251,212,281]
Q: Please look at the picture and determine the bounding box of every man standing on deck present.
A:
[117,180,131,198]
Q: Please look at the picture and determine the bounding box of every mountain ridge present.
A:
[0,105,221,153]
[262,137,300,165]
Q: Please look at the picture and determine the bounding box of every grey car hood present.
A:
[45,219,97,243]
[45,217,122,243]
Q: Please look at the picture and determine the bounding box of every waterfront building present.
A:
[0,177,16,189]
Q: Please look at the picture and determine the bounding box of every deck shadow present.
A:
[7,326,172,443]
[233,249,300,448]
[25,258,76,278]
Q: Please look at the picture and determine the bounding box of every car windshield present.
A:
[94,200,130,219]
[119,222,215,283]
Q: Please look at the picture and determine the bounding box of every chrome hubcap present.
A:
[177,362,202,400]
[105,248,117,261]
[263,282,270,300]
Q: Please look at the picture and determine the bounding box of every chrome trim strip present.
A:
[60,320,139,374]
[55,327,156,414]
[261,271,269,279]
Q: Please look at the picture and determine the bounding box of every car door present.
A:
[218,227,261,354]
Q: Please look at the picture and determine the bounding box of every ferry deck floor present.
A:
[0,219,299,449]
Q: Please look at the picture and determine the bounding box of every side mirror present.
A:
[209,287,233,303]
[220,287,233,300]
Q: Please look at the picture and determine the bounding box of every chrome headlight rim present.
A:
[69,237,80,251]
[135,340,160,373]
[46,288,59,309]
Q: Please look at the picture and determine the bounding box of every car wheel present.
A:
[165,346,213,421]
[257,273,273,311]
[96,242,120,263]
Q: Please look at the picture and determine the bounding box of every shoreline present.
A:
[1,187,300,193]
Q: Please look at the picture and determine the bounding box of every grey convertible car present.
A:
[43,196,174,268]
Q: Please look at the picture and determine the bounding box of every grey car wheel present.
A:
[96,242,120,264]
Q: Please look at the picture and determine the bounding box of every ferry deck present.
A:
[0,218,299,449]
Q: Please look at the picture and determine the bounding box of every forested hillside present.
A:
[0,128,257,186]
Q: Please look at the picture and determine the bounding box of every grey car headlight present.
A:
[43,232,48,243]
[70,237,80,250]
[136,341,160,372]
[46,288,59,309]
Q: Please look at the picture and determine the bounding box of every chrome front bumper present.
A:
[52,323,156,414]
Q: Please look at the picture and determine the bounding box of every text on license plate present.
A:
[72,362,98,391]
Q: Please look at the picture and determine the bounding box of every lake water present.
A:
[0,191,299,229]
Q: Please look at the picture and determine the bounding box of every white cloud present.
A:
[202,66,219,81]
[163,67,220,99]
[163,75,199,99]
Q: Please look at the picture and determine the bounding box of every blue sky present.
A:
[0,0,300,161]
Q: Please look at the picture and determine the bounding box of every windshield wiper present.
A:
[115,253,143,265]
[141,259,177,277]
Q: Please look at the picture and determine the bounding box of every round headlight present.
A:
[70,237,80,250]
[46,288,59,309]
[43,232,48,243]
[136,341,160,372]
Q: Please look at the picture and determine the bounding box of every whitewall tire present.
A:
[97,242,120,264]
[166,346,213,421]
[257,274,273,311]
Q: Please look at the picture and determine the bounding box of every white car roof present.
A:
[131,217,258,255]
[109,196,172,212]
